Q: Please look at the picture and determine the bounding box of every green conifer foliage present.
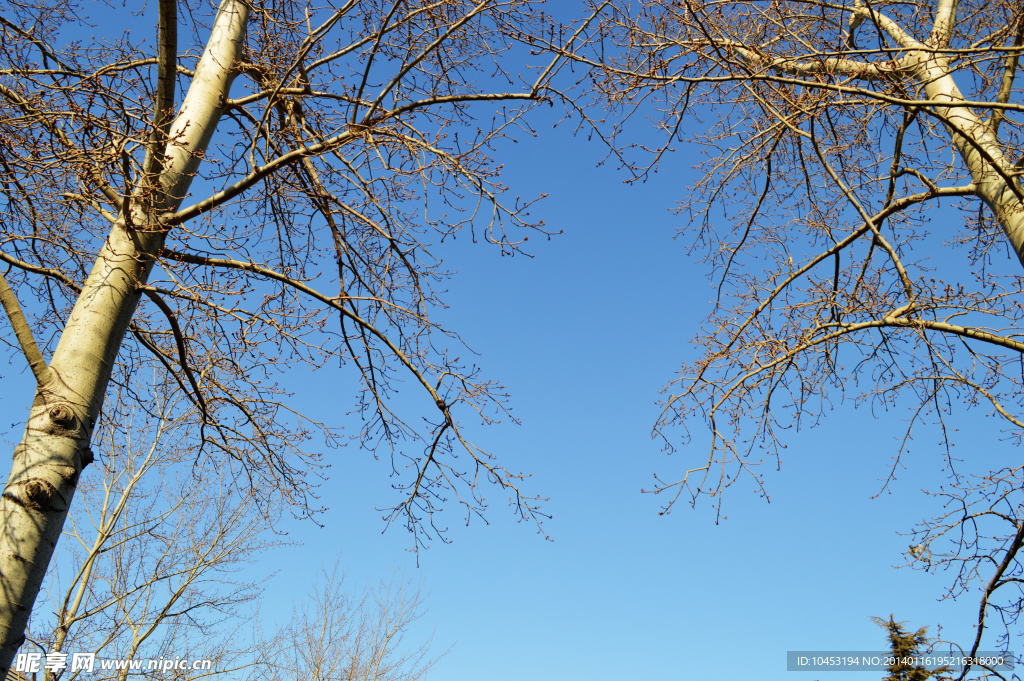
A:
[872,616,952,681]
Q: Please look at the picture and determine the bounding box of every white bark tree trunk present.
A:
[915,57,1024,264]
[845,0,1024,263]
[0,0,249,671]
[734,0,1024,266]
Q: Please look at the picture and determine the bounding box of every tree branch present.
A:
[0,269,52,385]
[988,17,1024,135]
[956,521,1024,681]
[141,0,179,189]
[139,288,209,423]
[0,251,80,291]
[930,0,959,48]
[166,129,359,224]
[0,81,124,211]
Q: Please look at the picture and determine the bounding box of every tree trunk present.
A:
[917,58,1024,265]
[0,0,248,671]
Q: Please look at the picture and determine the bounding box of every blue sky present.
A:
[251,104,1010,679]
[1,2,1019,679]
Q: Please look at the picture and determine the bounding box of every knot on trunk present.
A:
[40,403,83,439]
[48,404,75,428]
[3,478,66,512]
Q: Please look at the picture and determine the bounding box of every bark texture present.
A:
[0,0,249,670]
[913,58,1024,265]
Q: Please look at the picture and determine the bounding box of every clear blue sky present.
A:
[1,2,1016,679]
[252,103,1006,679]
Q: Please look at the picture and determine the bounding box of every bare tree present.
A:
[256,567,442,681]
[543,0,1024,665]
[562,0,1024,517]
[0,0,589,671]
[27,383,278,681]
[24,382,440,681]
[904,468,1024,680]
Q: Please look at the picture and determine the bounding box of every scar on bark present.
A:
[5,400,95,510]
[3,479,67,513]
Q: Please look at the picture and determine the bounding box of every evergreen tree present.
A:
[872,616,952,681]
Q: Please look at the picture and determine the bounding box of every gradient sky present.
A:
[1,2,1018,680]
[253,102,1011,679]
